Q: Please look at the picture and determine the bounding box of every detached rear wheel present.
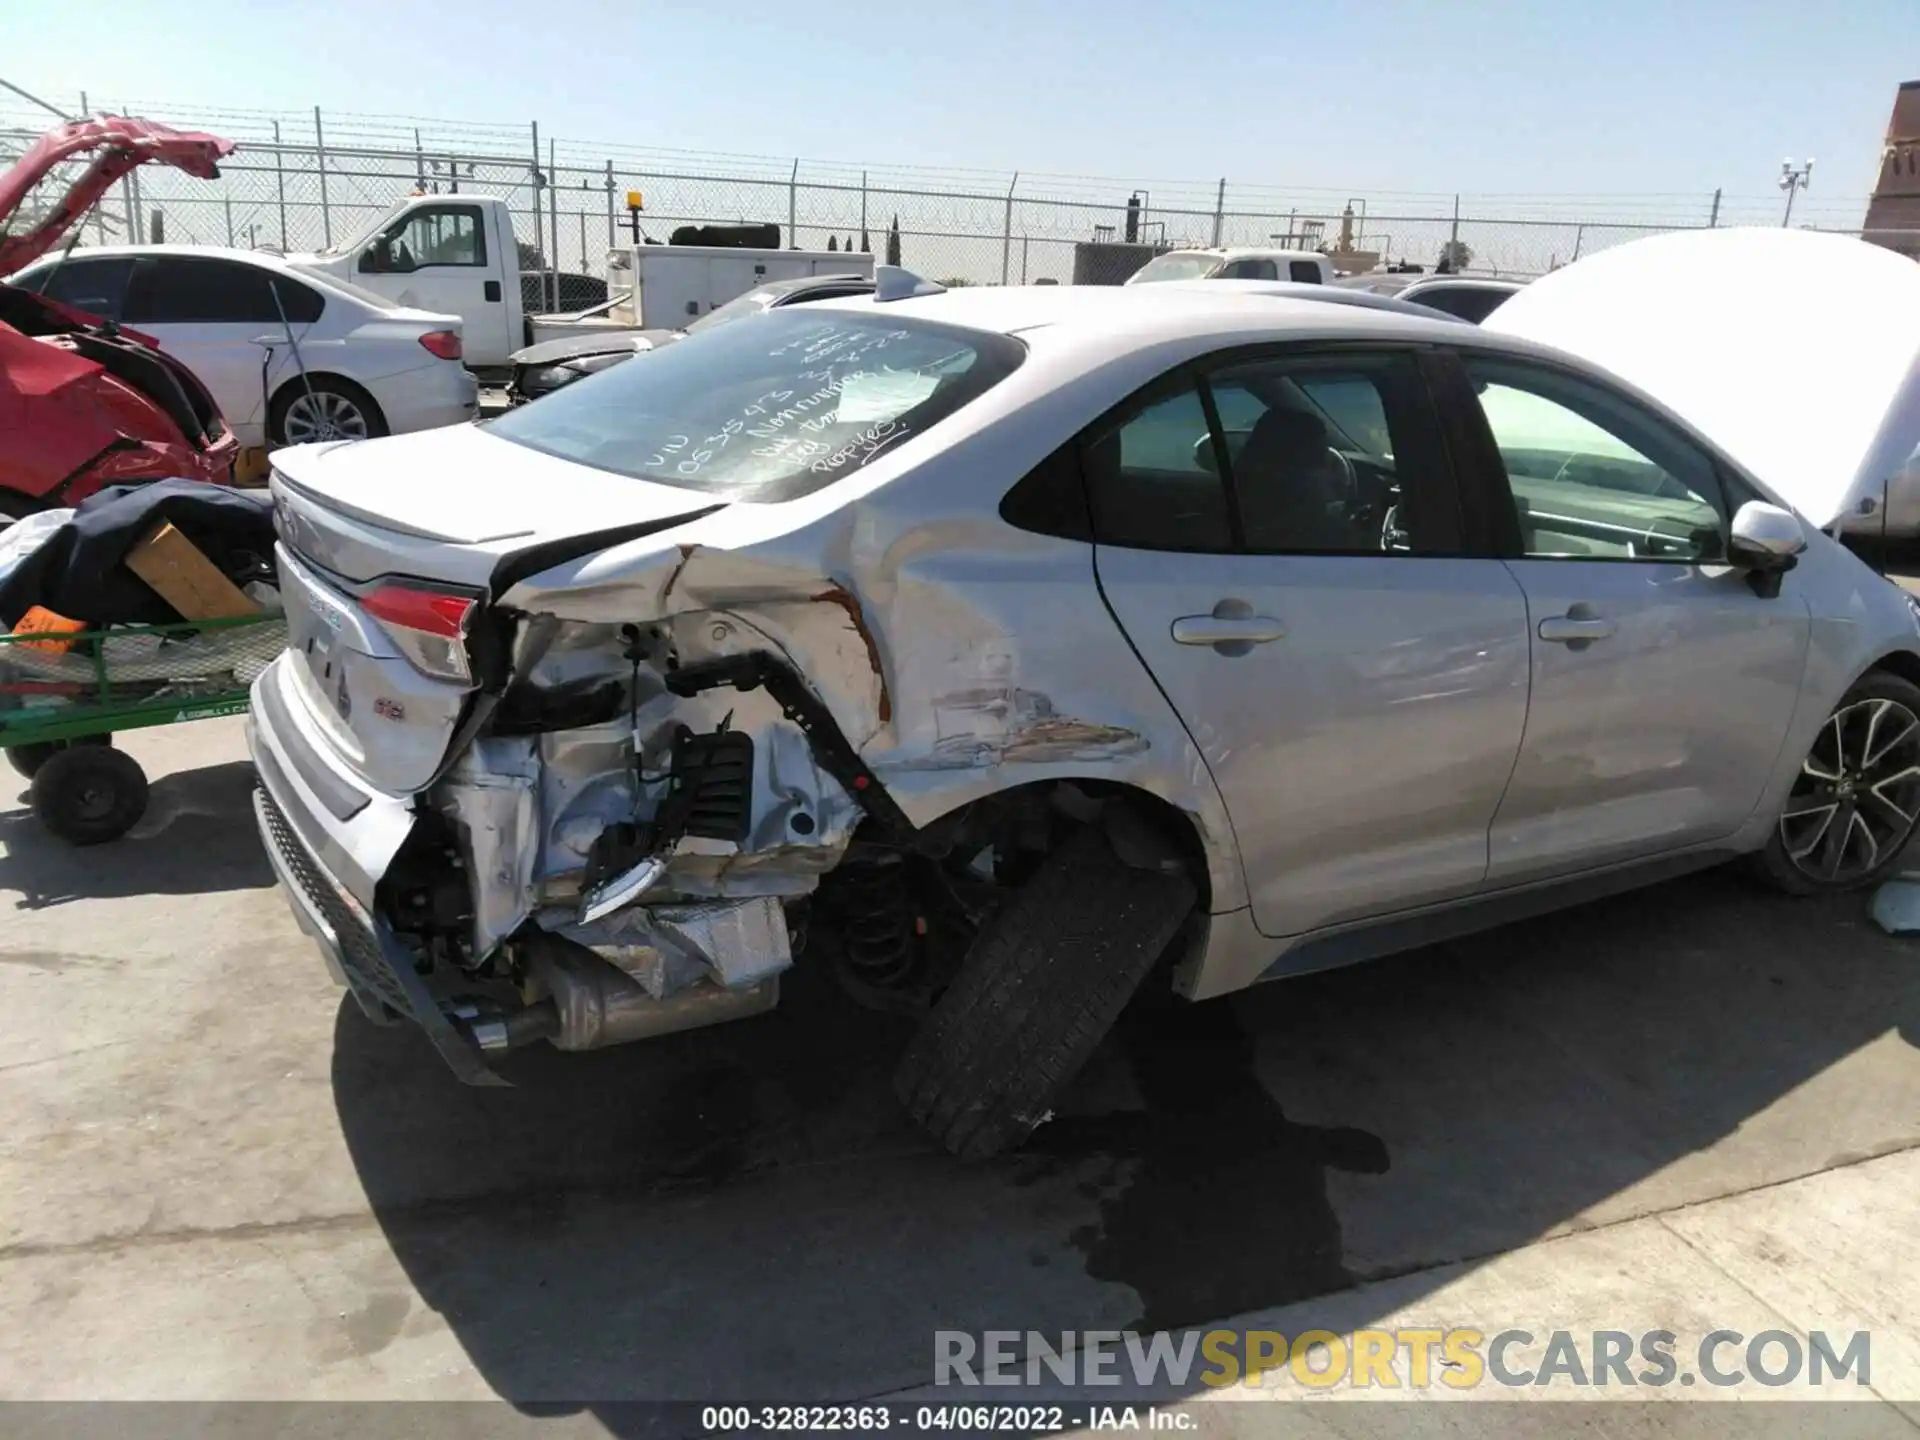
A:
[1758,672,1920,894]
[894,824,1197,1159]
[30,744,148,845]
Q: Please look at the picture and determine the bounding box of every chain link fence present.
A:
[0,90,1883,291]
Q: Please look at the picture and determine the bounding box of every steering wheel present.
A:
[1322,446,1359,508]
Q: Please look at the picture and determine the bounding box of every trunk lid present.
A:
[271,424,724,794]
[272,424,723,575]
[0,117,231,274]
[1485,227,1920,529]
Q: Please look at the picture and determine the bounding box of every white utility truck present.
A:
[598,243,873,331]
[287,193,872,372]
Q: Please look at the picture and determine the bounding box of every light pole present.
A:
[1779,158,1814,227]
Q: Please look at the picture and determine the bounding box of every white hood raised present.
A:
[1486,228,1920,529]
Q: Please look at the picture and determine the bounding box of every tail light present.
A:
[418,330,463,361]
[362,582,479,683]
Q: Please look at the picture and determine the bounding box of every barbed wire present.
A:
[0,87,1884,285]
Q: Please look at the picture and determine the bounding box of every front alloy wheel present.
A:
[1763,675,1920,893]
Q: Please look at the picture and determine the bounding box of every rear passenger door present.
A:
[122,255,319,448]
[1088,347,1534,939]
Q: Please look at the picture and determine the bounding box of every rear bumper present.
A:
[248,655,504,1084]
[377,363,480,435]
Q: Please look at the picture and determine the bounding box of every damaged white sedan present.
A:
[252,241,1920,1158]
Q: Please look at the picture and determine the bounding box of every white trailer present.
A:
[603,243,875,329]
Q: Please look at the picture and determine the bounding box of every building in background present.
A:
[1865,80,1920,260]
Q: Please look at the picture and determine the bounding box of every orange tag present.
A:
[12,606,88,654]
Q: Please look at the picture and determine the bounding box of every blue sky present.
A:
[0,0,1907,215]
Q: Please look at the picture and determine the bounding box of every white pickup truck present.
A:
[290,195,528,370]
[290,194,874,372]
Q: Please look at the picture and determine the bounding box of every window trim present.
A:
[383,202,488,270]
[1437,346,1737,566]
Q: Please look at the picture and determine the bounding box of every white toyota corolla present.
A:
[248,231,1920,1158]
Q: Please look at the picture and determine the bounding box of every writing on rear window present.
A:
[486,310,1024,502]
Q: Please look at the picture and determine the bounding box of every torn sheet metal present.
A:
[925,686,1148,768]
[439,736,541,956]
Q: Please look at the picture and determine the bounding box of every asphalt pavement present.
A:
[2,717,1919,1435]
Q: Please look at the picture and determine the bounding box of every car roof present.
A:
[757,273,874,304]
[809,279,1505,348]
[1161,245,1325,262]
[767,272,873,295]
[16,242,292,270]
[1335,272,1524,296]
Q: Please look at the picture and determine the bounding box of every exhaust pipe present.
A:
[518,932,778,1051]
[464,1000,561,1055]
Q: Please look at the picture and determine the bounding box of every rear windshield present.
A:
[486,308,1024,500]
[1129,253,1223,283]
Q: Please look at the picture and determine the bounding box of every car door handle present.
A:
[1171,615,1287,647]
[1537,614,1617,645]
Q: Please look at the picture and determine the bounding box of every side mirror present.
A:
[360,236,392,274]
[1193,434,1219,475]
[1728,500,1806,598]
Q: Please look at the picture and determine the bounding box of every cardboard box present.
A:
[124,522,260,622]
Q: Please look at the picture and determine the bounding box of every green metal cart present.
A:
[0,614,287,844]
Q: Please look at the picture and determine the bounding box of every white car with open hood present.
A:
[250,245,1920,1159]
[1485,227,1920,537]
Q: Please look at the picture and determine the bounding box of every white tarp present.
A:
[1486,228,1920,529]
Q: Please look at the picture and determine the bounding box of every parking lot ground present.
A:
[2,718,1920,1428]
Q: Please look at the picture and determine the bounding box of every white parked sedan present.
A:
[250,235,1920,1160]
[10,245,477,448]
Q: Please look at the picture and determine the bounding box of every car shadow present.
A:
[331,863,1920,1416]
[0,758,272,908]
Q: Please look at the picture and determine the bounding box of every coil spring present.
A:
[834,856,916,989]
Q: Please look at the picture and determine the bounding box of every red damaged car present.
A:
[0,116,240,517]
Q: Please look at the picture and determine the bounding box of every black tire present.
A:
[6,743,60,779]
[894,825,1197,1159]
[5,734,110,780]
[268,377,389,447]
[29,744,149,845]
[1755,670,1920,895]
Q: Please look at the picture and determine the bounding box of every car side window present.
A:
[385,205,486,268]
[1206,352,1460,555]
[1413,287,1508,323]
[1287,260,1324,284]
[1462,355,1728,563]
[1080,382,1234,551]
[1220,259,1278,281]
[28,257,135,320]
[124,258,325,326]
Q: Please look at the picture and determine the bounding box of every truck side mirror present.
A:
[360,236,390,274]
